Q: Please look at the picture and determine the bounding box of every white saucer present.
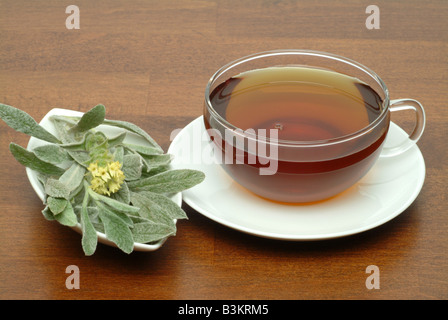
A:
[168,116,426,241]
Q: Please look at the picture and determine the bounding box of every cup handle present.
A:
[380,99,426,157]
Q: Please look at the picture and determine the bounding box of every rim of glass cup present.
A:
[204,49,391,148]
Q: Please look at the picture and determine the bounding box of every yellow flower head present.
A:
[107,180,121,194]
[90,177,105,190]
[97,166,111,182]
[88,162,99,176]
[88,160,125,196]
[107,161,122,178]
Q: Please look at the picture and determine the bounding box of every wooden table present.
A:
[0,0,446,300]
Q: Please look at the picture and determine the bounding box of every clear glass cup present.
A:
[203,50,425,203]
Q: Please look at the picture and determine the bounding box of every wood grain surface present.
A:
[0,0,446,300]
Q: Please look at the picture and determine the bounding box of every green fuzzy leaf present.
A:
[9,143,65,176]
[91,221,105,234]
[80,189,98,256]
[97,203,134,227]
[110,181,130,204]
[41,206,55,221]
[87,187,140,215]
[135,191,187,220]
[141,165,171,178]
[66,150,90,167]
[59,163,85,194]
[80,200,98,256]
[36,172,50,186]
[85,206,99,222]
[50,117,77,144]
[132,221,176,244]
[59,132,92,151]
[54,201,78,227]
[98,208,134,254]
[123,143,162,156]
[122,154,143,181]
[71,104,105,132]
[140,154,172,173]
[112,146,124,164]
[127,169,205,194]
[45,178,70,200]
[107,132,127,148]
[47,197,68,215]
[33,145,69,165]
[0,103,60,143]
[102,119,163,153]
[85,131,108,151]
[130,191,176,227]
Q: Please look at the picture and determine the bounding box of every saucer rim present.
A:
[168,116,426,241]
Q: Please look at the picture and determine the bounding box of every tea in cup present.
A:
[204,50,425,203]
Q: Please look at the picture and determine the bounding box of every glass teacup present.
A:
[203,50,425,203]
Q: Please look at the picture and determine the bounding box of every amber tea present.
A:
[205,66,389,202]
